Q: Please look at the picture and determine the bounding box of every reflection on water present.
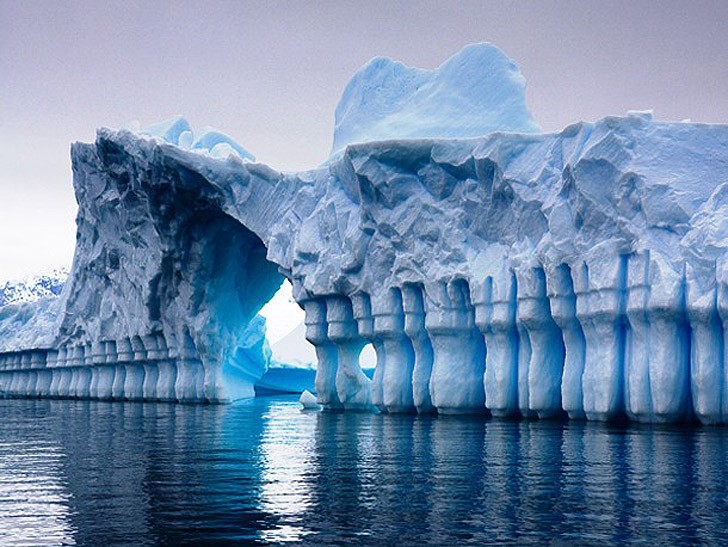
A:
[0,436,74,545]
[0,397,726,545]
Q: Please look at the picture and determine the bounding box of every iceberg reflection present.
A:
[0,398,727,544]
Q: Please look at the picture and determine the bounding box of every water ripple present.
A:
[0,398,726,545]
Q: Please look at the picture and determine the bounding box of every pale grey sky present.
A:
[2,0,728,280]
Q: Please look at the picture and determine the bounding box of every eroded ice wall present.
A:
[2,43,728,423]
[0,131,283,403]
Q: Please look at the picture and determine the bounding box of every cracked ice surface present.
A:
[2,44,728,423]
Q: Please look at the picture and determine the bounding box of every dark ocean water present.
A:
[0,396,727,546]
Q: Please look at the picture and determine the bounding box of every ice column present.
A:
[4,355,17,396]
[7,356,17,396]
[624,253,654,421]
[13,354,28,397]
[351,293,384,411]
[49,347,65,397]
[200,354,220,402]
[37,351,54,397]
[304,299,341,410]
[625,254,691,422]
[327,295,372,411]
[67,346,81,398]
[687,265,724,424]
[142,334,161,400]
[473,271,518,417]
[573,255,627,421]
[31,352,50,397]
[174,331,204,402]
[647,260,690,422]
[426,279,485,414]
[88,342,104,398]
[371,288,415,413]
[20,353,33,397]
[75,344,91,398]
[155,334,177,401]
[516,266,565,419]
[96,341,117,399]
[124,336,146,400]
[114,338,133,400]
[60,347,74,397]
[716,268,728,423]
[402,284,435,413]
[546,264,586,419]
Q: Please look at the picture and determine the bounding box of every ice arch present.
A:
[0,133,288,403]
[175,215,285,401]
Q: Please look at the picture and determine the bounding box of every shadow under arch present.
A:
[168,209,285,401]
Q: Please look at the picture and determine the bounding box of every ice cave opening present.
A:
[253,280,323,396]
[359,343,376,371]
[259,280,311,367]
[164,212,288,402]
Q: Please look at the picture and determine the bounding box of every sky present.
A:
[2,0,728,283]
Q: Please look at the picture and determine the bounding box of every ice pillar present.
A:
[304,299,341,410]
[371,288,415,413]
[686,264,723,424]
[545,264,586,419]
[327,295,372,411]
[573,255,627,421]
[173,331,203,402]
[402,284,435,413]
[473,271,518,418]
[717,274,728,423]
[516,266,565,419]
[625,254,690,422]
[425,279,485,414]
[351,293,384,411]
[124,336,146,400]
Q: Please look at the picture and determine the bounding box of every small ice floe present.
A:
[299,390,321,410]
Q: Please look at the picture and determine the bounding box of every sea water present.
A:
[0,396,726,545]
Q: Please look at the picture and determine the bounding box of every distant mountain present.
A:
[0,268,68,307]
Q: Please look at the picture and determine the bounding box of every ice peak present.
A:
[331,42,540,156]
[138,116,255,162]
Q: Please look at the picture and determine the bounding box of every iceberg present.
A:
[299,389,320,410]
[2,43,728,424]
[255,366,316,395]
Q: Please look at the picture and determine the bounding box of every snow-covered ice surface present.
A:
[2,43,728,423]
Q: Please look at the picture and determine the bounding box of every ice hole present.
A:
[359,342,377,373]
[259,280,314,368]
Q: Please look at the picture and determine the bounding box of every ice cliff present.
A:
[2,43,728,424]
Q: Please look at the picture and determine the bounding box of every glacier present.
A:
[0,269,68,307]
[2,43,728,424]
